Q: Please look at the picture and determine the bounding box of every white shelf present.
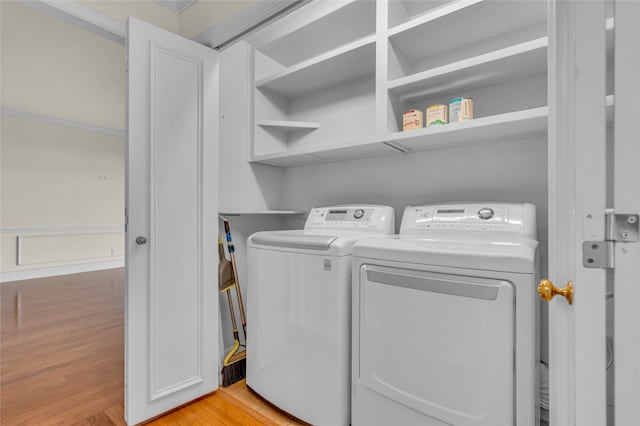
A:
[388,0,547,64]
[388,37,548,102]
[248,1,553,168]
[219,210,306,216]
[388,107,548,152]
[251,107,548,167]
[255,35,376,98]
[389,0,452,28]
[250,132,399,167]
[252,0,376,67]
[257,120,320,131]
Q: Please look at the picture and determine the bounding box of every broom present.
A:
[222,219,247,338]
[219,235,246,386]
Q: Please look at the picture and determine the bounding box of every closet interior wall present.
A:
[217,42,288,356]
[227,0,553,366]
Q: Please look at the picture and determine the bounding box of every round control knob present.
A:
[477,207,494,220]
[354,209,365,219]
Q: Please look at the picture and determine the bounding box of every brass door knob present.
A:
[538,279,573,305]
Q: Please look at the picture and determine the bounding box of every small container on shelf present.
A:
[426,104,449,127]
[403,109,424,131]
[449,97,474,122]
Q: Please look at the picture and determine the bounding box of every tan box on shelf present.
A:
[449,97,474,122]
[426,104,449,127]
[403,109,424,131]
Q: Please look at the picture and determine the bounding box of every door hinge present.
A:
[583,210,639,269]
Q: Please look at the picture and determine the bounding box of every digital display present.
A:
[326,209,348,221]
[436,209,465,214]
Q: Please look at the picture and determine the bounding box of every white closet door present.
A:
[125,17,219,424]
[547,2,607,425]
[613,1,640,424]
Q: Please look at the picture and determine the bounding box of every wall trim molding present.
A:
[1,225,124,234]
[18,0,125,44]
[1,107,125,138]
[17,232,124,266]
[1,259,125,283]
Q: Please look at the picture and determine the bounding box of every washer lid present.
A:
[353,237,538,274]
[250,232,337,250]
[248,230,395,256]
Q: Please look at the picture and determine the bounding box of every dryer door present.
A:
[358,264,515,426]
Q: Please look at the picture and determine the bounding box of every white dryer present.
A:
[246,205,395,426]
[352,202,539,426]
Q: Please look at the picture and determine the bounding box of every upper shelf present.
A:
[251,107,548,167]
[255,36,376,98]
[389,107,548,152]
[257,120,320,131]
[389,0,452,28]
[388,0,547,64]
[388,37,548,102]
[251,95,618,168]
[251,0,376,67]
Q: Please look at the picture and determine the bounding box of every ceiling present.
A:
[153,0,198,15]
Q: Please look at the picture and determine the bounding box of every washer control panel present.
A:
[400,203,537,238]
[305,205,395,234]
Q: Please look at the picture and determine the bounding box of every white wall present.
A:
[0,2,125,278]
[1,1,125,129]
[218,41,285,212]
[282,137,549,276]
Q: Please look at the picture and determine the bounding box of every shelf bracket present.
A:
[382,141,409,153]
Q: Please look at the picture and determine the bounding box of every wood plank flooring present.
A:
[1,269,125,425]
[147,380,307,426]
[0,269,308,425]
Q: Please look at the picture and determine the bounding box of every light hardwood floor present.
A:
[1,268,307,425]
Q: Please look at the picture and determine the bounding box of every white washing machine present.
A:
[246,204,395,426]
[352,202,539,426]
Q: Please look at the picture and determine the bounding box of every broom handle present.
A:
[225,288,239,339]
[219,233,240,341]
[224,220,247,338]
[230,252,247,336]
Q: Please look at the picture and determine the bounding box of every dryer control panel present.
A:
[400,203,536,238]
[305,205,395,234]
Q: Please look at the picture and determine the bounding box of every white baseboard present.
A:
[0,259,124,283]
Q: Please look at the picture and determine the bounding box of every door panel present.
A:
[126,17,218,424]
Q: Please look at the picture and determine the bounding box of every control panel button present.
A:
[478,207,495,220]
[354,209,365,219]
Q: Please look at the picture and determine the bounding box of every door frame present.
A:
[612,1,640,424]
[547,1,608,425]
